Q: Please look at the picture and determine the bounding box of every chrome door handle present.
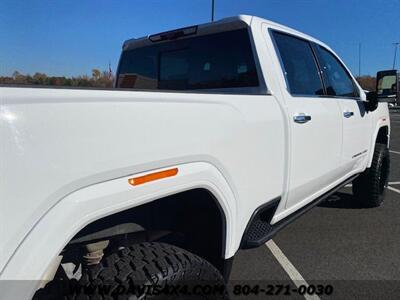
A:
[343,111,354,118]
[293,113,312,123]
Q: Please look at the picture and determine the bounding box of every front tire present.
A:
[352,143,390,207]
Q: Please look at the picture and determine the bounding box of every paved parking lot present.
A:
[229,110,400,299]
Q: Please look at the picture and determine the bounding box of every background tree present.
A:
[92,69,102,81]
[1,69,114,88]
[356,76,376,91]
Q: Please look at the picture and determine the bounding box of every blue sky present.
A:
[0,0,399,77]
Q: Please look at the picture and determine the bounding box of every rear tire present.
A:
[352,143,390,207]
[34,242,228,300]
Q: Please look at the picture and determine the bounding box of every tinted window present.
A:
[317,46,358,97]
[117,29,259,91]
[273,32,324,96]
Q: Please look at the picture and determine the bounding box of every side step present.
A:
[240,174,359,249]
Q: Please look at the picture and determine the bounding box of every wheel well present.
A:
[376,126,389,145]
[65,188,226,272]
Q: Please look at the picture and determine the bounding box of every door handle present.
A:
[293,113,312,123]
[343,111,354,118]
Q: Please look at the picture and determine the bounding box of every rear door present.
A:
[315,45,371,173]
[272,32,343,210]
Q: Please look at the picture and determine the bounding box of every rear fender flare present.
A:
[1,161,237,285]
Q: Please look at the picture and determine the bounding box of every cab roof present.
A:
[122,15,329,52]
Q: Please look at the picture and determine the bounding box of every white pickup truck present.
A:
[0,15,391,299]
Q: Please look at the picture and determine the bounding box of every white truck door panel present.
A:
[286,98,342,207]
[337,99,371,171]
[315,45,372,173]
[271,32,343,210]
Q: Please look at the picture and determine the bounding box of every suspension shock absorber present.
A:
[83,240,110,265]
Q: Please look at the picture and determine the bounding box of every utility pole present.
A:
[358,42,361,77]
[211,0,215,22]
[393,42,400,70]
[108,61,112,79]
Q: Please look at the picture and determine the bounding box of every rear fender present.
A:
[1,162,237,285]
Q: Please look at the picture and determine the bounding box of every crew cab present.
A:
[0,15,390,299]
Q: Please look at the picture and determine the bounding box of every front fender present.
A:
[367,116,390,168]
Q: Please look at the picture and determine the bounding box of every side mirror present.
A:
[376,70,399,106]
[365,91,378,112]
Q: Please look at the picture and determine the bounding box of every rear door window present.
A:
[272,32,324,96]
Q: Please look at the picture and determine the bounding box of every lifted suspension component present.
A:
[83,240,109,265]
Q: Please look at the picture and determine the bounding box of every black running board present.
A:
[240,174,359,249]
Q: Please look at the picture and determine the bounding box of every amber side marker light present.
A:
[128,168,178,186]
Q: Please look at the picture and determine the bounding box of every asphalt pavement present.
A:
[229,110,400,299]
